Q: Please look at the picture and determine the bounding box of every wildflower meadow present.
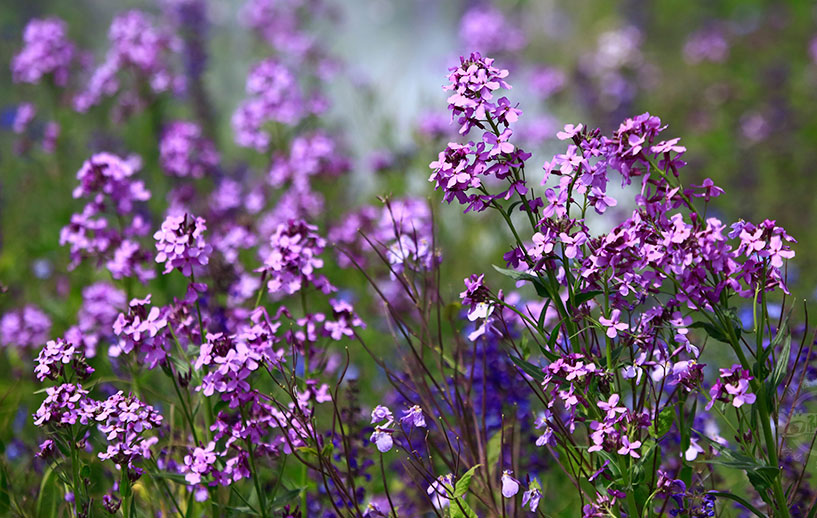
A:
[2,1,817,517]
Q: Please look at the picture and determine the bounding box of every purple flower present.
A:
[599,309,629,339]
[401,405,426,428]
[36,439,55,458]
[371,405,393,423]
[444,52,511,135]
[557,123,584,141]
[112,296,170,368]
[154,213,212,276]
[707,365,756,410]
[370,427,394,453]
[159,121,219,178]
[324,299,365,341]
[11,18,76,86]
[93,391,163,469]
[183,441,218,485]
[501,470,520,497]
[232,59,316,150]
[617,436,642,458]
[427,474,453,509]
[103,494,122,514]
[71,153,151,214]
[12,103,36,134]
[460,274,492,319]
[522,486,542,512]
[74,11,184,112]
[0,305,51,350]
[33,383,94,427]
[597,394,626,418]
[34,338,94,382]
[257,219,335,297]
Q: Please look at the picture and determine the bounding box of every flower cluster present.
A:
[33,383,94,427]
[60,153,154,282]
[112,295,170,368]
[11,17,76,86]
[74,10,183,112]
[0,304,51,350]
[707,365,756,409]
[34,338,94,382]
[93,391,163,470]
[159,121,219,178]
[232,59,318,150]
[429,52,531,213]
[154,213,212,276]
[195,330,272,407]
[258,219,334,296]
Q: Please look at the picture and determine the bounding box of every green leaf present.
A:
[709,492,766,518]
[492,265,551,299]
[492,264,531,282]
[698,439,780,492]
[648,407,675,439]
[453,464,481,498]
[770,335,791,388]
[36,466,61,518]
[689,322,729,343]
[267,488,301,511]
[573,290,602,307]
[508,355,545,382]
[450,499,479,518]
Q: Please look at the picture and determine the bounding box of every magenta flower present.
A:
[556,123,583,141]
[617,436,642,458]
[154,213,212,276]
[599,309,629,339]
[33,383,94,427]
[159,121,219,178]
[11,18,76,86]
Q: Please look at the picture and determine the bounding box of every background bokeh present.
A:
[4,0,817,298]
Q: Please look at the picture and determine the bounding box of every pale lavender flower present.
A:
[401,405,426,428]
[501,470,520,497]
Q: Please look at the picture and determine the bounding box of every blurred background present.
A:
[2,0,817,298]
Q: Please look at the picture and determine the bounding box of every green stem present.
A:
[721,314,790,518]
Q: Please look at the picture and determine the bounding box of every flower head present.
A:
[154,213,212,276]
